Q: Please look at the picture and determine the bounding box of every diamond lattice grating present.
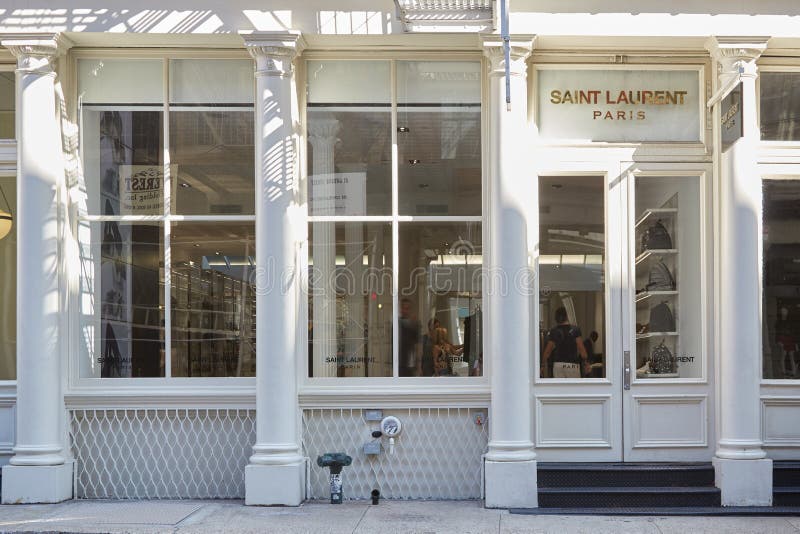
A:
[303,408,488,500]
[70,408,255,499]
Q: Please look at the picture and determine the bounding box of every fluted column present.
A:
[707,36,773,506]
[481,34,538,509]
[308,117,340,377]
[1,32,73,504]
[243,31,306,506]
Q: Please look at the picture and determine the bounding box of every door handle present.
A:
[623,350,631,390]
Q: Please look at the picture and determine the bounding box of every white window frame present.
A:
[68,49,258,397]
[299,52,490,399]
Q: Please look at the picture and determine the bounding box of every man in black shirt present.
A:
[541,307,591,378]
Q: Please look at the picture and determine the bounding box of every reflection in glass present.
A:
[398,223,483,377]
[634,176,701,379]
[763,180,800,379]
[81,109,163,216]
[0,72,14,139]
[0,176,16,379]
[79,222,164,377]
[760,72,800,141]
[539,176,605,379]
[171,223,255,377]
[308,222,393,377]
[170,110,255,215]
[397,61,481,216]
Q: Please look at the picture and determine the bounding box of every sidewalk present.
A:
[0,500,798,533]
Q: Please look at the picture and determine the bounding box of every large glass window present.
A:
[307,60,483,378]
[0,175,15,380]
[0,70,14,139]
[763,179,800,380]
[760,72,800,141]
[78,57,255,379]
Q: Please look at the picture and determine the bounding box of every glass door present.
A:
[621,164,715,462]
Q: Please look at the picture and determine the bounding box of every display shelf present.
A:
[635,290,678,304]
[635,207,678,229]
[635,249,677,266]
[635,331,678,340]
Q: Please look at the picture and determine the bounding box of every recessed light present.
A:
[397,127,410,133]
[215,251,221,255]
[551,184,563,189]
[194,243,200,247]
[180,182,191,188]
[418,183,429,189]
[409,159,421,165]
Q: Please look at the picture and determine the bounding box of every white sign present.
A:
[118,165,177,215]
[309,172,367,216]
[537,69,700,142]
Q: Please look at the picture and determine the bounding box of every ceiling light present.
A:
[409,159,421,165]
[397,127,410,133]
[180,182,191,188]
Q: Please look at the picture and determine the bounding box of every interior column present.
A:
[481,34,539,509]
[707,35,773,506]
[1,33,73,504]
[243,31,306,506]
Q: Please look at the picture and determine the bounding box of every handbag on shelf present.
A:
[649,301,676,333]
[650,341,676,374]
[641,219,673,252]
[646,259,676,291]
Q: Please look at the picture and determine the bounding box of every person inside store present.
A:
[540,306,591,378]
[421,318,440,377]
[431,324,464,376]
[399,298,421,376]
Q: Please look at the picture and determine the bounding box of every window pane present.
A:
[78,59,163,104]
[634,176,702,379]
[0,176,15,379]
[170,110,255,215]
[308,222,393,377]
[398,222,483,377]
[78,222,165,378]
[397,61,481,216]
[760,72,800,141]
[539,176,606,379]
[169,59,253,105]
[307,61,391,216]
[81,109,164,215]
[763,179,800,379]
[171,223,255,377]
[0,71,13,139]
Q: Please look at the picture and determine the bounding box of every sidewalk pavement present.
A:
[0,500,799,534]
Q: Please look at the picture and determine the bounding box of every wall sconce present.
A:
[0,185,12,241]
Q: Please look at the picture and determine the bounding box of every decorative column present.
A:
[1,33,73,504]
[707,36,773,506]
[243,31,306,506]
[481,34,538,509]
[307,117,340,377]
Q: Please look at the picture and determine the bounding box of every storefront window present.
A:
[0,175,16,380]
[538,176,606,379]
[633,176,702,379]
[0,70,13,139]
[760,72,800,141]
[763,179,800,379]
[77,57,255,379]
[307,60,483,378]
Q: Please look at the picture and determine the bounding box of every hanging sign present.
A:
[118,165,178,215]
[537,69,701,142]
[309,172,367,216]
[721,82,743,151]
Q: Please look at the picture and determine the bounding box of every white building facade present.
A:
[0,1,799,508]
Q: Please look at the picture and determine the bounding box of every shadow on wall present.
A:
[0,2,397,35]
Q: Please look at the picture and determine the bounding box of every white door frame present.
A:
[533,159,716,462]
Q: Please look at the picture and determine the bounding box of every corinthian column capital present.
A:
[241,31,306,78]
[706,36,770,79]
[480,34,536,77]
[1,33,72,74]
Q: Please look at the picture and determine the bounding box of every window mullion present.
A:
[391,59,400,379]
[163,57,172,379]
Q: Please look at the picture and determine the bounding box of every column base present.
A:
[485,459,538,508]
[2,460,73,504]
[713,456,773,506]
[245,461,305,506]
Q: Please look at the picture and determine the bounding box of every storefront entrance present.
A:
[534,162,715,462]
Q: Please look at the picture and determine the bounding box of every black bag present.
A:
[650,341,676,374]
[646,259,676,291]
[649,301,676,332]
[641,219,673,252]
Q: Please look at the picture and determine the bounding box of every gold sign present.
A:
[549,90,689,121]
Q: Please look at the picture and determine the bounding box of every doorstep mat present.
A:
[509,506,800,516]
